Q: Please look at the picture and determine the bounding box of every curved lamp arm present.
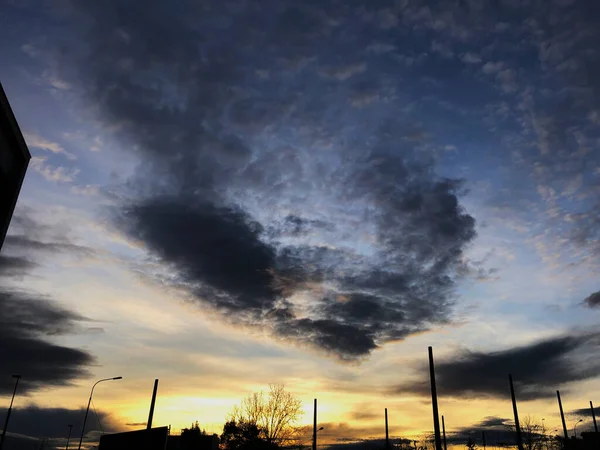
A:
[77,377,122,450]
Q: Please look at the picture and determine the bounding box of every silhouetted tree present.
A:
[181,421,211,448]
[220,419,278,450]
[465,437,476,450]
[181,421,207,437]
[506,416,547,450]
[229,384,303,447]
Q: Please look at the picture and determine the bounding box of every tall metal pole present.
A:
[481,431,486,450]
[509,375,524,450]
[65,424,73,450]
[312,399,317,450]
[557,390,569,441]
[591,401,598,433]
[147,379,159,430]
[77,377,122,450]
[385,408,389,450]
[428,347,443,450]
[0,375,21,450]
[441,415,447,450]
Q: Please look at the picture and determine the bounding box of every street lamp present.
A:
[312,426,324,450]
[77,377,122,450]
[65,424,73,450]
[573,419,583,438]
[0,375,21,450]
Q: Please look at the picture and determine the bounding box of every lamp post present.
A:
[573,419,583,438]
[77,377,122,450]
[0,375,21,450]
[65,424,73,450]
[314,426,324,449]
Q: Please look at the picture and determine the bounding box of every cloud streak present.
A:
[394,332,600,400]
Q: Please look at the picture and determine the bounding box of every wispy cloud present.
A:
[30,156,80,183]
[24,132,77,160]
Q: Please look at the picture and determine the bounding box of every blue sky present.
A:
[1,0,600,448]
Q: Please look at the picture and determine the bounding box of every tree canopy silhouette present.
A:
[228,384,303,447]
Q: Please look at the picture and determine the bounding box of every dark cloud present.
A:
[50,0,478,360]
[447,416,518,447]
[0,255,36,277]
[3,234,96,257]
[0,405,120,440]
[0,290,94,394]
[125,422,147,428]
[394,332,600,400]
[325,438,413,450]
[475,416,509,428]
[583,291,600,308]
[568,407,598,420]
[0,209,96,394]
[120,198,281,312]
[347,410,380,421]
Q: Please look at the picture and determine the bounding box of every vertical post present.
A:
[147,379,159,430]
[312,399,317,450]
[65,425,73,450]
[481,431,486,450]
[557,390,569,441]
[385,408,389,450]
[441,416,447,450]
[591,401,598,433]
[0,375,21,450]
[509,375,524,450]
[428,347,443,450]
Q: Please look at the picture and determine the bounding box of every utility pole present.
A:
[509,375,524,450]
[481,431,486,450]
[557,390,569,441]
[65,425,73,450]
[313,399,317,450]
[591,401,598,433]
[441,416,447,450]
[385,408,390,450]
[428,347,443,450]
[147,379,159,430]
[0,375,21,450]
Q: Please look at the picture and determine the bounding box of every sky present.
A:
[1,0,600,448]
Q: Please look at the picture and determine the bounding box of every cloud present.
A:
[366,42,396,54]
[0,289,94,394]
[0,405,120,440]
[347,410,380,421]
[448,416,517,447]
[30,156,80,183]
[496,69,518,93]
[53,0,477,360]
[319,63,367,81]
[583,291,600,308]
[125,422,147,427]
[461,52,482,64]
[393,332,600,400]
[23,133,76,160]
[431,41,454,59]
[481,61,505,74]
[71,184,101,196]
[296,422,409,447]
[0,255,36,277]
[0,212,98,395]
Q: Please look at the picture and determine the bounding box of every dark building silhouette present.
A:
[0,82,30,252]
[98,427,219,450]
[98,427,169,450]
[166,433,219,450]
[580,432,600,450]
